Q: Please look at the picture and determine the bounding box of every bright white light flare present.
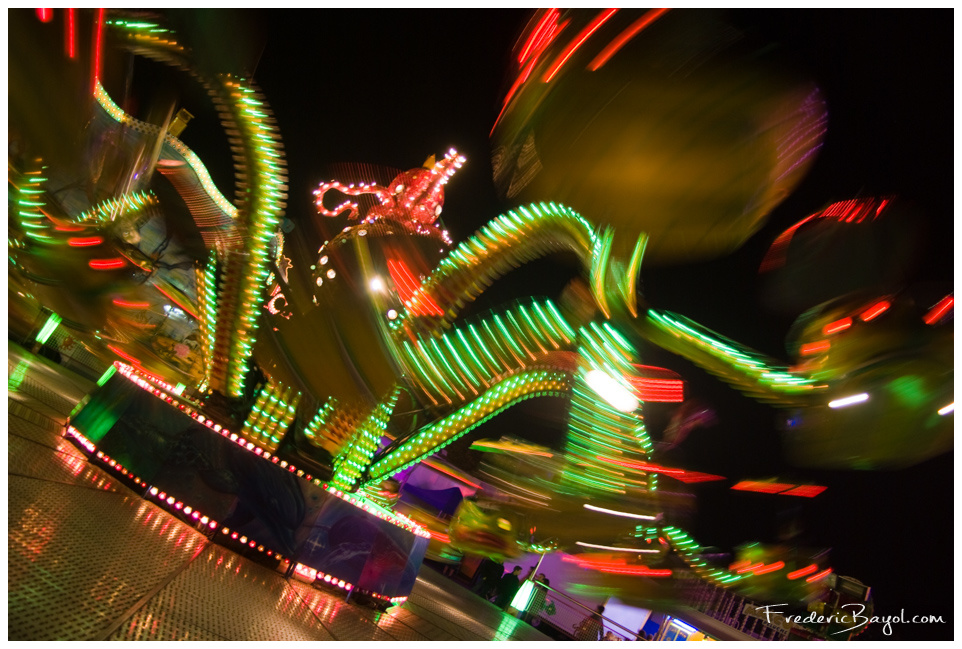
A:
[585,369,638,412]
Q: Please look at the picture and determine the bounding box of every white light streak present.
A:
[583,503,657,520]
[827,393,869,409]
[575,541,660,554]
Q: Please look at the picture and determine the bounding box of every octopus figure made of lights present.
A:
[314,151,463,236]
[9,9,952,607]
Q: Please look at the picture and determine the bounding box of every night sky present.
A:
[133,9,953,639]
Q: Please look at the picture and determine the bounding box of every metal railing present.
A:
[681,575,791,641]
[525,581,643,641]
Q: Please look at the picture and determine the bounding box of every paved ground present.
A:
[7,342,551,641]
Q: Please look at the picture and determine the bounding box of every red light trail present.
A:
[588,8,670,71]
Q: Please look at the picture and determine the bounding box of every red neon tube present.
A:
[67,8,76,58]
[543,8,618,83]
[923,295,953,325]
[588,8,669,71]
[92,8,104,92]
[787,564,818,580]
[859,300,890,322]
[89,258,126,270]
[68,236,104,247]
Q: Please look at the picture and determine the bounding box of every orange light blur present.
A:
[588,8,670,71]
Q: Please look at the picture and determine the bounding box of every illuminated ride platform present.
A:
[63,361,431,606]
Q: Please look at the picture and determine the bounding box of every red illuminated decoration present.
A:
[627,364,684,402]
[761,196,895,272]
[35,8,53,22]
[314,149,464,232]
[265,284,290,318]
[15,11,947,622]
[67,421,413,605]
[81,363,429,539]
[588,8,670,71]
[628,377,685,403]
[923,294,953,325]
